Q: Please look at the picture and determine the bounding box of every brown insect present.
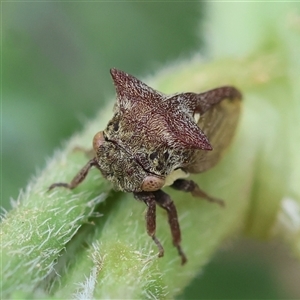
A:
[49,68,242,265]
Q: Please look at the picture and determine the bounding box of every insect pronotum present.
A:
[49,68,242,265]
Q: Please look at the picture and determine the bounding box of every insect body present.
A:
[49,68,242,264]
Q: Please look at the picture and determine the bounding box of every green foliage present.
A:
[2,2,300,299]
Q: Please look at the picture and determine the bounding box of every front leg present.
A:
[153,190,187,265]
[172,179,224,207]
[134,192,164,258]
[49,157,99,190]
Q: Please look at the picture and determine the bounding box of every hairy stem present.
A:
[2,3,300,299]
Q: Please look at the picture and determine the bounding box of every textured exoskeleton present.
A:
[49,68,242,264]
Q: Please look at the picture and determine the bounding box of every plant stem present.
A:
[2,3,300,298]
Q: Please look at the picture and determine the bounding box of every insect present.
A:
[49,68,242,265]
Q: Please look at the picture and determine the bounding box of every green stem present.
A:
[2,3,300,299]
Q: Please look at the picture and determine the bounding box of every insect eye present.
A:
[141,176,165,191]
[93,131,105,152]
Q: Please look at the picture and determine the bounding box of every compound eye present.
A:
[141,176,165,192]
[93,131,105,152]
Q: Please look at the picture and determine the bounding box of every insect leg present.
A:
[48,157,99,190]
[134,192,164,259]
[172,179,225,207]
[153,190,187,265]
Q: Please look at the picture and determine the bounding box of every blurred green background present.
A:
[2,2,300,299]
